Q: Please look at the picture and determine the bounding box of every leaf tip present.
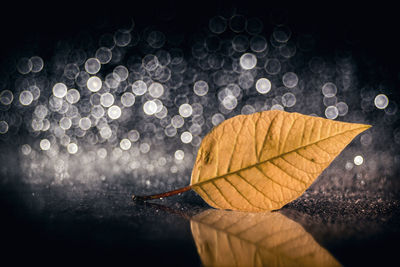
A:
[362,124,372,130]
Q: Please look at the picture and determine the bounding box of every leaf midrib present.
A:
[192,125,368,188]
[192,216,303,261]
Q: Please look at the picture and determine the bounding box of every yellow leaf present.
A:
[191,209,341,267]
[190,110,370,212]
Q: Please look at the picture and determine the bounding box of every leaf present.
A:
[190,110,370,212]
[191,209,341,267]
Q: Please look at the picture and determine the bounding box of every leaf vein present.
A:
[193,126,366,187]
[258,112,279,159]
[211,181,239,210]
[255,165,299,192]
[269,160,307,186]
[236,173,279,205]
[224,177,264,210]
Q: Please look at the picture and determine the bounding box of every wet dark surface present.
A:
[1,177,399,266]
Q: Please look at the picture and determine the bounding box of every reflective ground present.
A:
[2,177,399,266]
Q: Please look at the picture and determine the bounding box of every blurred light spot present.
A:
[143,100,158,115]
[179,103,193,118]
[40,139,51,150]
[87,76,102,92]
[97,148,108,159]
[105,73,119,88]
[66,89,80,104]
[360,133,372,146]
[158,157,167,166]
[282,72,298,88]
[85,58,101,74]
[29,85,41,101]
[165,125,177,137]
[114,30,131,47]
[246,18,263,35]
[34,105,48,119]
[322,82,337,97]
[91,105,105,118]
[19,90,33,105]
[170,165,178,173]
[345,161,354,170]
[67,143,78,154]
[181,131,193,144]
[108,105,122,119]
[336,101,348,116]
[171,115,185,128]
[374,94,389,109]
[30,56,44,73]
[191,136,202,147]
[209,16,227,34]
[273,26,291,43]
[79,117,92,130]
[385,102,398,117]
[174,149,185,160]
[238,72,254,89]
[100,126,112,139]
[113,65,129,81]
[148,82,164,98]
[59,117,72,130]
[42,119,50,131]
[21,144,32,155]
[0,90,13,105]
[271,104,284,110]
[140,143,150,153]
[53,83,67,98]
[281,92,296,107]
[132,80,147,95]
[232,35,249,52]
[250,35,267,53]
[121,92,135,107]
[240,53,257,70]
[212,113,225,126]
[354,155,364,165]
[189,123,202,135]
[222,95,237,110]
[142,54,159,71]
[60,135,70,147]
[17,57,32,74]
[147,31,166,48]
[155,106,168,119]
[128,129,140,142]
[193,80,209,96]
[265,58,281,75]
[120,139,132,150]
[96,47,112,64]
[323,96,337,107]
[100,93,115,107]
[255,78,271,94]
[31,118,43,131]
[325,106,339,119]
[0,121,8,134]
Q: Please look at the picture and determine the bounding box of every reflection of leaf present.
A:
[191,209,341,267]
[190,110,370,211]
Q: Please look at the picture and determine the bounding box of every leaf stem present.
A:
[132,185,192,201]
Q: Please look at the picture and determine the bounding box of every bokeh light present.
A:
[374,94,389,109]
[0,9,397,203]
[87,76,102,92]
[256,78,272,94]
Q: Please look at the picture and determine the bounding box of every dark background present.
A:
[1,1,399,266]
